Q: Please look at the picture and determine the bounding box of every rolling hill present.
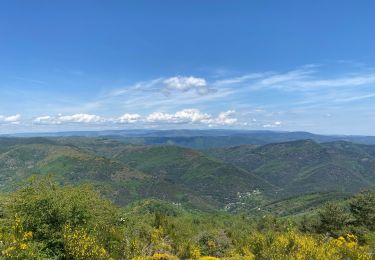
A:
[206,140,375,197]
[0,137,276,210]
[1,136,375,213]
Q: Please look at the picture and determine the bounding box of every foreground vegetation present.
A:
[0,177,374,259]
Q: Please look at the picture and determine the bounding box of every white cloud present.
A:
[29,109,241,128]
[58,114,102,123]
[147,109,213,124]
[146,112,174,122]
[34,114,104,124]
[3,114,21,123]
[0,114,21,124]
[163,76,215,95]
[214,73,268,85]
[174,109,213,123]
[115,113,141,123]
[263,121,282,128]
[34,116,53,123]
[216,110,238,125]
[146,109,239,126]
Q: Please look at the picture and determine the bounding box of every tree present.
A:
[350,189,375,230]
[317,202,350,237]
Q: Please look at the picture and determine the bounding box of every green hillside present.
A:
[259,192,351,217]
[52,138,279,206]
[206,140,375,197]
[0,138,276,210]
[2,137,375,213]
[110,145,277,203]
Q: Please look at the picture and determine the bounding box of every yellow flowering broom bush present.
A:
[63,224,110,259]
[246,231,372,260]
[0,215,42,258]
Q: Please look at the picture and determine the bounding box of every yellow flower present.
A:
[198,257,220,260]
[207,240,216,248]
[190,245,201,259]
[19,243,28,250]
[150,252,179,260]
[23,231,33,240]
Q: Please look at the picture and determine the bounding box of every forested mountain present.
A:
[1,137,375,214]
[0,137,276,210]
[207,140,375,196]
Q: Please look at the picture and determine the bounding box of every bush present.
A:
[63,224,109,259]
[0,214,45,258]
[9,176,119,257]
[247,231,371,260]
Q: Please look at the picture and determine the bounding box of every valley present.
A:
[1,131,375,214]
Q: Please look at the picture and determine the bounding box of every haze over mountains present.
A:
[4,129,375,147]
[1,130,375,213]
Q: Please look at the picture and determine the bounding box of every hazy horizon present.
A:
[3,128,375,139]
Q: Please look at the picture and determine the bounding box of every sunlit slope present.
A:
[0,141,146,189]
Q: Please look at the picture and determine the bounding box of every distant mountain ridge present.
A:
[4,129,375,148]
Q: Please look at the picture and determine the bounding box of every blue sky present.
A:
[1,0,375,135]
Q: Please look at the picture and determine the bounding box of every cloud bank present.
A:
[31,109,240,127]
